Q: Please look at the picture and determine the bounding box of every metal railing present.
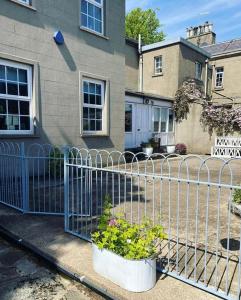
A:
[0,142,66,215]
[1,142,241,299]
[65,148,241,300]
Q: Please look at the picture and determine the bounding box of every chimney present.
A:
[186,22,216,47]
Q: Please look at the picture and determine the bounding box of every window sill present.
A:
[9,0,37,11]
[82,132,109,137]
[79,27,109,40]
[152,73,163,77]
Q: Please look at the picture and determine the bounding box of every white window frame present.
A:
[18,0,31,5]
[154,56,163,75]
[152,106,174,133]
[215,67,224,88]
[195,62,202,80]
[81,77,105,135]
[80,0,104,35]
[0,59,33,135]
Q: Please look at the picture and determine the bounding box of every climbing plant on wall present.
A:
[174,78,241,136]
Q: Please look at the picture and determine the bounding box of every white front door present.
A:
[125,103,151,149]
[135,104,151,147]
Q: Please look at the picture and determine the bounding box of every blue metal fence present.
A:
[1,142,241,299]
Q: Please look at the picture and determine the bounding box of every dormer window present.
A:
[80,0,104,35]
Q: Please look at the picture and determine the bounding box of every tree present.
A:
[125,8,165,45]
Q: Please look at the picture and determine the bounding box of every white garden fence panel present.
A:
[212,137,241,158]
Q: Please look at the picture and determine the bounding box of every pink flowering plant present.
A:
[91,195,167,260]
[174,78,205,122]
[200,104,241,135]
[174,78,241,135]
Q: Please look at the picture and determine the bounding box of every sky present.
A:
[126,0,241,43]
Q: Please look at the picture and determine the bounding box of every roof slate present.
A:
[202,38,241,56]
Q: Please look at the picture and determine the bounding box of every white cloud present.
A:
[160,0,241,27]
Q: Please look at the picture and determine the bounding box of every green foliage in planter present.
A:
[233,189,241,205]
[92,195,167,260]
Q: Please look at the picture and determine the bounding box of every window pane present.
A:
[89,83,95,94]
[0,81,6,94]
[20,101,29,115]
[8,100,19,114]
[19,69,27,83]
[89,94,95,104]
[96,120,102,131]
[95,20,102,33]
[161,108,168,132]
[125,104,132,132]
[84,93,89,103]
[83,119,89,131]
[0,65,5,80]
[20,116,30,130]
[96,109,102,120]
[89,108,95,119]
[7,115,19,130]
[96,95,101,105]
[83,107,88,119]
[88,17,95,30]
[94,6,101,20]
[168,110,174,132]
[0,99,6,114]
[96,84,101,95]
[7,67,17,81]
[90,120,95,131]
[0,115,7,130]
[7,82,18,95]
[19,83,28,96]
[83,81,89,93]
[88,3,94,17]
[81,13,88,27]
[153,107,160,132]
[81,0,87,14]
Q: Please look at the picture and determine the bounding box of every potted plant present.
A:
[140,139,154,156]
[175,143,187,155]
[231,188,241,217]
[92,196,167,292]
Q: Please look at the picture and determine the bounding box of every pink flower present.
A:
[108,219,117,227]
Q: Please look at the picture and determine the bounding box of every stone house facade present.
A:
[125,22,241,154]
[0,0,126,152]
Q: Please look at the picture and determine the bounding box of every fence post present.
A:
[21,142,29,213]
[64,146,69,232]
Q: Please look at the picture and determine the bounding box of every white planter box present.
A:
[92,244,156,292]
[166,145,175,154]
[142,147,153,156]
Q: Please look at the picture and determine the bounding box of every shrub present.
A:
[49,147,64,178]
[92,196,167,260]
[233,189,241,205]
[175,143,187,155]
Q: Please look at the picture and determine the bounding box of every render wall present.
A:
[0,0,125,152]
[211,54,241,105]
[125,42,139,91]
[142,44,180,98]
